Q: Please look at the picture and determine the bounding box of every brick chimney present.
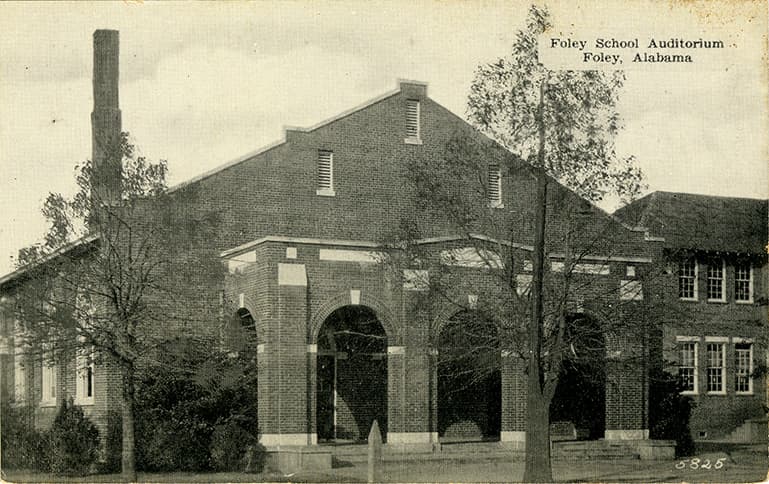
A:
[91,30,122,204]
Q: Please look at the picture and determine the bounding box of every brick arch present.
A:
[431,300,476,345]
[222,291,263,342]
[310,291,401,345]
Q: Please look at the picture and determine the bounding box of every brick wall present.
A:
[1,81,668,445]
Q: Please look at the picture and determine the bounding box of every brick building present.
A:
[0,30,765,467]
[615,192,768,442]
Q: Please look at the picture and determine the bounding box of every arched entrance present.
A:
[437,310,501,442]
[549,313,606,440]
[317,305,388,443]
[223,307,258,353]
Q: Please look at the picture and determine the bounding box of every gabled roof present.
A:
[0,234,100,289]
[614,191,768,254]
[167,81,418,194]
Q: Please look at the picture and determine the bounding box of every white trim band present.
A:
[260,433,316,446]
[319,249,380,263]
[278,263,307,286]
[605,429,649,440]
[387,432,433,444]
[501,431,526,442]
[704,336,729,343]
[676,336,699,342]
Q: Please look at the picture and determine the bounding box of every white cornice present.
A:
[219,233,652,264]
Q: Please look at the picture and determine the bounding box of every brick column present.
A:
[386,345,406,443]
[605,333,649,440]
[258,263,315,447]
[501,351,526,448]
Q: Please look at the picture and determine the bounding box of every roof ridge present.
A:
[638,191,659,229]
[653,190,768,202]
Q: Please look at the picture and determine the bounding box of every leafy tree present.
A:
[386,5,648,481]
[468,6,649,481]
[10,133,224,481]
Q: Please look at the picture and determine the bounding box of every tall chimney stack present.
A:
[91,30,122,204]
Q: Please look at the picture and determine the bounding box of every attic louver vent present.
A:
[488,164,502,207]
[406,99,420,139]
[317,150,334,195]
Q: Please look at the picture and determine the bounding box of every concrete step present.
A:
[727,418,768,443]
[328,440,643,463]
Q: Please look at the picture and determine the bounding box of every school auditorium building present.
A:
[0,30,765,465]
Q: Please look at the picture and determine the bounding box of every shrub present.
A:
[98,410,122,474]
[0,402,51,471]
[209,421,261,472]
[134,337,260,472]
[48,399,100,475]
[649,368,695,457]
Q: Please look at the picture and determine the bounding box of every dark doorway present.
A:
[437,311,501,442]
[317,305,387,443]
[549,314,606,440]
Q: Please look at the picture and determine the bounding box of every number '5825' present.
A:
[675,458,726,470]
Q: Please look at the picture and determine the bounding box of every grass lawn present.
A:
[4,444,767,482]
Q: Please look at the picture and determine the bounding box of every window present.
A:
[75,348,95,405]
[735,341,753,394]
[41,354,57,406]
[678,259,697,300]
[735,263,752,302]
[706,259,725,301]
[13,341,25,403]
[678,340,698,394]
[488,164,502,207]
[316,150,334,196]
[405,99,420,142]
[706,342,725,393]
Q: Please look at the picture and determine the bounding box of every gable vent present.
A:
[488,164,502,207]
[317,150,335,196]
[406,99,420,139]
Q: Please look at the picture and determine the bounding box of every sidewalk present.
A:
[4,444,767,483]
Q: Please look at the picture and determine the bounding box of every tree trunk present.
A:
[522,78,553,483]
[121,365,137,482]
[524,383,553,482]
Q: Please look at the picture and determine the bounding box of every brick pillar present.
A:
[258,263,315,447]
[429,346,438,442]
[501,351,526,448]
[402,336,435,445]
[386,345,406,442]
[605,334,649,440]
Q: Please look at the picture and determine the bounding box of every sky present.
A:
[0,0,767,276]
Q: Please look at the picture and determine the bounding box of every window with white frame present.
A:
[75,348,95,405]
[706,342,726,393]
[13,339,26,403]
[316,150,334,196]
[735,263,753,302]
[41,353,57,406]
[734,341,753,394]
[678,340,698,394]
[706,259,725,301]
[678,259,697,300]
[405,99,420,140]
[488,164,502,207]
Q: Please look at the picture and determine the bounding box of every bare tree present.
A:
[384,5,649,481]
